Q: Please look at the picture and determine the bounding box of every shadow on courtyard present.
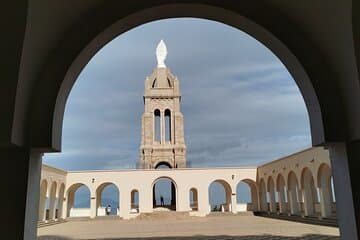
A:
[38,234,340,240]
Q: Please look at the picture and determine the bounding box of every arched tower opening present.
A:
[165,109,171,142]
[154,109,161,142]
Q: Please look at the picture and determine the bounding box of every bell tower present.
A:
[139,40,187,169]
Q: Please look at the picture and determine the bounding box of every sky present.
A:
[43,18,312,207]
[43,18,311,172]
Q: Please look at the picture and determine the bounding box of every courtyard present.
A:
[38,214,339,240]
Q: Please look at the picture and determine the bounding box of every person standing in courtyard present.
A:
[106,204,111,215]
[160,195,164,206]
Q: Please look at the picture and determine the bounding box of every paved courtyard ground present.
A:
[38,215,340,240]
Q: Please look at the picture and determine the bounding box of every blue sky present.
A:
[43,18,311,172]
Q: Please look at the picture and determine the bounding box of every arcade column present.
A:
[0,147,43,240]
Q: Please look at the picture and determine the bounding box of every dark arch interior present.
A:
[165,109,171,142]
[189,188,198,211]
[154,109,161,142]
[155,162,172,169]
[131,190,139,212]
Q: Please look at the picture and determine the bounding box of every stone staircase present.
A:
[254,212,338,227]
[136,211,190,220]
[209,211,254,217]
[94,215,122,220]
[37,219,66,228]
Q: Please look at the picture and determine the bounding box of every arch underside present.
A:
[155,161,172,169]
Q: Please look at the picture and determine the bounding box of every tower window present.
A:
[165,109,171,141]
[167,78,172,87]
[152,78,157,88]
[154,109,160,142]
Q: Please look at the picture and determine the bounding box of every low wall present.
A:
[69,208,90,217]
[236,203,248,212]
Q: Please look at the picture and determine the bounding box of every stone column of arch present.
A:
[57,184,65,219]
[160,110,165,144]
[225,182,233,212]
[90,192,97,218]
[176,185,189,212]
[95,185,102,217]
[119,188,131,218]
[287,172,300,215]
[139,186,152,214]
[267,178,276,213]
[38,180,48,221]
[197,186,210,214]
[65,190,74,217]
[61,192,68,219]
[301,168,317,216]
[48,182,57,220]
[297,186,304,213]
[276,175,287,214]
[249,182,259,212]
[171,110,175,144]
[259,179,268,212]
[318,164,333,218]
[230,191,237,214]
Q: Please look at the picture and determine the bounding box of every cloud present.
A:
[43,18,311,171]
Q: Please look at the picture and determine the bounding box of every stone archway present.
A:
[301,167,317,216]
[38,180,48,221]
[152,177,177,211]
[317,163,333,218]
[236,179,258,212]
[2,2,360,239]
[95,182,120,216]
[66,183,91,217]
[209,179,232,212]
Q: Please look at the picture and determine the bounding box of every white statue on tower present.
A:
[156,39,167,68]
